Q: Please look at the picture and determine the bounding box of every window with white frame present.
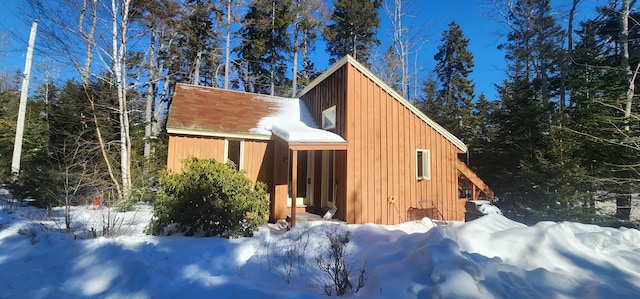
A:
[225,139,243,170]
[416,149,431,180]
[322,106,336,130]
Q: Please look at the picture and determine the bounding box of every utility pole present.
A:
[11,21,38,178]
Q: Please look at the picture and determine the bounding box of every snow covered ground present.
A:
[1,200,640,298]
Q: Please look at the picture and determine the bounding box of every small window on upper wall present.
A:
[416,149,431,180]
[322,106,336,130]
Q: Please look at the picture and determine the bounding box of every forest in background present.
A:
[0,0,638,226]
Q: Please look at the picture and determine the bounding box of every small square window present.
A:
[416,149,430,180]
[322,106,336,130]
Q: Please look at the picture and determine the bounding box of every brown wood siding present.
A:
[167,135,225,171]
[166,135,272,186]
[344,64,464,224]
[243,140,273,185]
[300,62,465,224]
[301,66,350,222]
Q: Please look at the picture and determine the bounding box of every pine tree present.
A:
[323,0,382,65]
[181,0,221,86]
[566,3,640,220]
[432,21,475,142]
[236,0,293,96]
[489,0,566,208]
[0,72,20,181]
[7,83,55,205]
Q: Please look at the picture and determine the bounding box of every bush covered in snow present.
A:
[147,156,269,238]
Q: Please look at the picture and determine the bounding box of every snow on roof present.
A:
[250,96,346,143]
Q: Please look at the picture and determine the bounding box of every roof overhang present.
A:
[274,134,347,151]
[167,128,271,141]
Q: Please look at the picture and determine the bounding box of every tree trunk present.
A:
[393,0,408,98]
[621,0,633,131]
[193,50,202,86]
[144,28,157,161]
[112,0,132,200]
[224,0,232,90]
[270,0,276,96]
[560,0,580,109]
[291,0,300,97]
[80,0,123,202]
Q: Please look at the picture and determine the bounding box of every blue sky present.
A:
[0,0,607,101]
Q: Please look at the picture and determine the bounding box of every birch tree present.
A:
[25,0,143,202]
[384,0,410,98]
[621,0,635,131]
[111,0,133,200]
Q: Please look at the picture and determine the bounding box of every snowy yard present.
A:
[1,200,640,298]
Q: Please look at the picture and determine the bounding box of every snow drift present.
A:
[1,202,640,298]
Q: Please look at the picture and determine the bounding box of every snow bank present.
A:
[1,202,640,298]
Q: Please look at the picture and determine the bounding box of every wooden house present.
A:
[166,55,493,226]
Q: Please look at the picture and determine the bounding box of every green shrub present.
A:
[147,156,269,238]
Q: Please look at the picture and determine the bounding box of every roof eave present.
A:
[167,128,272,141]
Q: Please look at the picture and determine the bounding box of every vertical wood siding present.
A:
[243,140,273,184]
[301,67,349,221]
[167,135,225,171]
[302,63,465,224]
[166,135,271,185]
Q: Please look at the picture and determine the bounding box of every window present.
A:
[416,149,430,180]
[225,140,243,170]
[322,106,336,130]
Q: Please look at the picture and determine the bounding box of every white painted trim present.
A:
[416,149,431,180]
[298,55,468,153]
[239,140,245,170]
[167,128,271,141]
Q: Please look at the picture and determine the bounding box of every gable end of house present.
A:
[298,55,467,153]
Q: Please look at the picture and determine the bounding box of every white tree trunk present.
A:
[144,29,157,160]
[270,0,276,96]
[385,0,410,98]
[225,0,232,90]
[621,0,633,131]
[79,0,124,202]
[112,0,132,200]
[291,0,300,97]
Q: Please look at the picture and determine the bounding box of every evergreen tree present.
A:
[378,45,401,92]
[566,3,640,220]
[489,0,567,219]
[7,83,54,205]
[236,0,293,96]
[179,0,221,86]
[323,0,382,65]
[417,73,441,120]
[0,72,20,181]
[432,21,475,142]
